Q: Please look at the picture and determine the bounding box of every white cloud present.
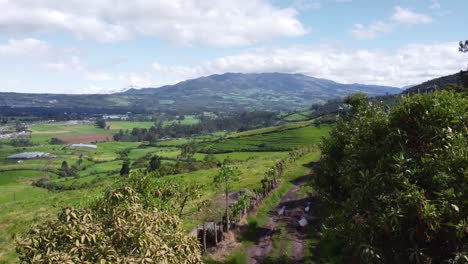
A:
[351,21,393,40]
[140,42,465,88]
[351,6,432,39]
[119,73,153,88]
[85,72,113,81]
[391,6,432,25]
[0,0,308,47]
[0,38,50,56]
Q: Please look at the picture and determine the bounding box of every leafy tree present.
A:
[213,164,240,231]
[50,137,64,145]
[60,161,69,178]
[120,160,130,176]
[95,117,106,129]
[203,153,218,168]
[152,180,205,218]
[315,90,467,263]
[179,142,196,161]
[459,40,468,53]
[148,155,162,172]
[16,181,202,263]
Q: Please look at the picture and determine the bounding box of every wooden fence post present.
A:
[214,222,218,246]
[202,222,207,255]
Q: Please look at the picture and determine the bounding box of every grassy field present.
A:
[0,118,329,262]
[229,119,317,138]
[199,125,332,153]
[205,151,320,264]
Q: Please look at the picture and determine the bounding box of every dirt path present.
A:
[245,171,313,264]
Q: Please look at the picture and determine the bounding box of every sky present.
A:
[0,0,466,94]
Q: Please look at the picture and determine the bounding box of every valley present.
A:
[0,114,327,262]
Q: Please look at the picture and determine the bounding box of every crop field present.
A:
[198,125,332,153]
[0,118,330,262]
[229,119,317,138]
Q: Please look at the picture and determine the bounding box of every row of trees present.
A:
[314,90,467,263]
[113,111,278,143]
[216,147,314,232]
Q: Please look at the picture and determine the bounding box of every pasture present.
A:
[0,118,330,262]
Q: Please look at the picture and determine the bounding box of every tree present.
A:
[95,118,106,129]
[152,180,205,218]
[315,90,467,263]
[148,155,162,172]
[213,164,240,231]
[50,137,64,145]
[60,161,69,177]
[180,142,196,161]
[459,40,468,53]
[16,183,202,263]
[120,160,130,176]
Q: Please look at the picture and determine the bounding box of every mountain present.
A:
[0,72,400,114]
[121,73,400,111]
[404,70,467,94]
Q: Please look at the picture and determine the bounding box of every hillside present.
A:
[405,70,467,94]
[0,73,400,114]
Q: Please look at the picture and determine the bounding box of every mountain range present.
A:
[0,73,402,114]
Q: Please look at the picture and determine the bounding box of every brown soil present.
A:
[57,133,113,144]
[245,171,313,264]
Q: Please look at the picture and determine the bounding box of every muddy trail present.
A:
[245,170,318,264]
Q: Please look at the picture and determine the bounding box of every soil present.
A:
[245,171,314,264]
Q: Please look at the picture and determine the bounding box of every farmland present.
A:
[0,117,329,262]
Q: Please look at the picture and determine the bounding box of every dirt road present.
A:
[245,172,313,264]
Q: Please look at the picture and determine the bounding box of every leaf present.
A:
[450,204,459,213]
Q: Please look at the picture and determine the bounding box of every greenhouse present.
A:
[7,152,54,159]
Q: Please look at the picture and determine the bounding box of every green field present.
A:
[0,119,330,262]
[199,125,332,153]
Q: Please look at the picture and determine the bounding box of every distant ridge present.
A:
[404,71,467,94]
[0,72,402,113]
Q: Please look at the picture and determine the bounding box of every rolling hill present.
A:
[0,72,401,114]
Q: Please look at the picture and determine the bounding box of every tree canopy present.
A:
[315,90,467,263]
[16,173,202,263]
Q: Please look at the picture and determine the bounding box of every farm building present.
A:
[7,152,54,159]
[70,143,97,149]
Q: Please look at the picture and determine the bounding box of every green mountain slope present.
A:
[0,72,400,114]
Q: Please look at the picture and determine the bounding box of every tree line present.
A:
[113,111,278,142]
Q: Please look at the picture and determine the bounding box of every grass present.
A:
[204,151,320,264]
[0,170,52,185]
[30,122,113,144]
[199,125,331,153]
[1,118,326,262]
[0,182,109,262]
[283,113,309,122]
[229,119,317,138]
[193,152,288,162]
[107,121,154,130]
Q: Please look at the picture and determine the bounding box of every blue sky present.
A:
[0,0,465,94]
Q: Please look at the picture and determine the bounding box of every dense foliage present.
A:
[315,90,467,263]
[17,174,202,263]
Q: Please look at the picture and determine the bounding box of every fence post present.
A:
[214,222,218,246]
[202,222,207,255]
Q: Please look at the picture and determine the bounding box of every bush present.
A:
[17,180,202,263]
[315,91,467,263]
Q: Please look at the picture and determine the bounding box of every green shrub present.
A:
[315,91,467,263]
[17,179,202,263]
